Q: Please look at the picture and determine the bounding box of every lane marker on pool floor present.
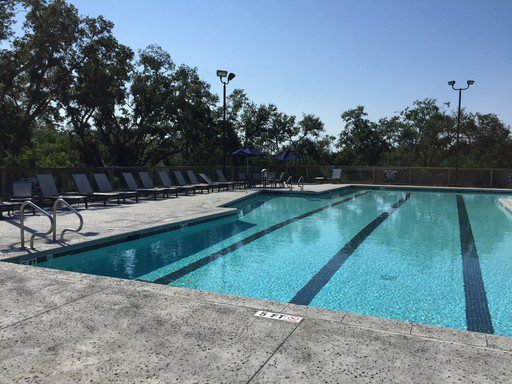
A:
[151,190,371,285]
[456,194,494,334]
[289,192,413,306]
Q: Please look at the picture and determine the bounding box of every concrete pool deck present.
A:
[1,184,512,383]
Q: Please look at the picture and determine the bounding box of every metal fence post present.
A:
[490,169,494,188]
[107,167,114,188]
[61,169,68,193]
[408,168,412,185]
[1,166,7,200]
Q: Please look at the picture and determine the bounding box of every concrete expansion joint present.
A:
[0,285,110,332]
[245,319,303,383]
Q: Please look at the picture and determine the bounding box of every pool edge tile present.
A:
[342,313,412,335]
[283,303,347,323]
[486,334,512,352]
[158,286,290,313]
[411,323,487,347]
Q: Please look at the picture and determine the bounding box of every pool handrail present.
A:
[52,198,84,242]
[20,201,55,249]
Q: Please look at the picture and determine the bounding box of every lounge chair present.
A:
[36,174,88,208]
[276,172,286,188]
[238,172,250,188]
[216,169,244,189]
[0,181,34,219]
[138,171,178,198]
[0,200,22,220]
[72,173,123,206]
[199,173,231,192]
[174,170,209,194]
[158,170,195,196]
[92,173,139,203]
[265,171,277,187]
[327,168,342,183]
[188,169,231,191]
[12,181,33,202]
[252,172,262,187]
[121,172,166,200]
[186,170,218,192]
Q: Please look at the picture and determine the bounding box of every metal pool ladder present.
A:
[297,176,304,191]
[52,198,84,242]
[284,176,304,191]
[20,201,55,249]
[20,199,83,249]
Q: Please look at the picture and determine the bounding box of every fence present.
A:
[1,164,511,199]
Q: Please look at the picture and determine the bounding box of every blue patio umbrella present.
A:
[273,150,303,174]
[232,146,265,173]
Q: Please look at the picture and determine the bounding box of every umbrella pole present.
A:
[246,157,249,175]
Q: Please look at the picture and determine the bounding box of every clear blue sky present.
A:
[68,0,511,136]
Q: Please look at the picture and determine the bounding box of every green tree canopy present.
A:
[1,0,510,169]
[337,106,389,165]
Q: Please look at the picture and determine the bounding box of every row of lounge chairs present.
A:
[0,169,244,219]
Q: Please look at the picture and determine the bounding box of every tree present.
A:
[462,113,512,168]
[0,0,16,42]
[337,106,389,165]
[396,99,453,166]
[0,0,81,160]
[2,0,510,169]
[96,45,219,165]
[57,15,133,165]
[228,90,330,160]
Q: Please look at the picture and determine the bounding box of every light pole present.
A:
[217,70,236,174]
[448,79,474,186]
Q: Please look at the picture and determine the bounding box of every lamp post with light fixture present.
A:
[217,70,236,174]
[448,80,474,186]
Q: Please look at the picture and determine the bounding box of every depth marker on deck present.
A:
[254,311,303,323]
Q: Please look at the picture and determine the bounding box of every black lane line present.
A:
[456,194,494,334]
[238,196,272,215]
[151,191,371,285]
[290,193,413,306]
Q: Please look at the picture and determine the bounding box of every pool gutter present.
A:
[265,183,512,195]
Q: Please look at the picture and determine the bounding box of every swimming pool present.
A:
[33,188,512,336]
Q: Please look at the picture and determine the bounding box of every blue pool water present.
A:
[35,188,512,336]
